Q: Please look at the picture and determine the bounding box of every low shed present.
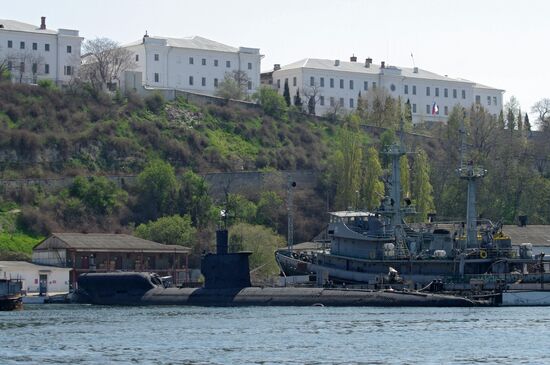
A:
[0,261,71,293]
[32,233,191,286]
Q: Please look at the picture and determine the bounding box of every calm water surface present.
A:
[1,305,549,364]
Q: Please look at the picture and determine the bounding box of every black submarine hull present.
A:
[76,273,484,307]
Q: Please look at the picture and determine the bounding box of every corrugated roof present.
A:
[278,58,500,87]
[502,225,550,246]
[34,233,190,253]
[125,35,240,53]
[0,19,56,35]
[0,261,70,271]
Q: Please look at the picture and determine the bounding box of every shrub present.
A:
[144,92,165,113]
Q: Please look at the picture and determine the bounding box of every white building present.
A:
[270,57,504,124]
[0,17,82,85]
[0,261,71,294]
[122,34,262,96]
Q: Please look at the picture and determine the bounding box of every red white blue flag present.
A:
[432,102,439,115]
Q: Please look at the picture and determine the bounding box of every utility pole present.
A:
[287,175,296,252]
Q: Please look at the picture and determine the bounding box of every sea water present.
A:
[1,305,549,364]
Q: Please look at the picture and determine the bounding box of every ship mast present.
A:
[457,115,486,248]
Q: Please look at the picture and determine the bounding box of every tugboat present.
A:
[276,123,549,289]
[0,278,23,311]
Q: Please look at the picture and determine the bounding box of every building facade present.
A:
[0,261,71,294]
[269,57,504,124]
[122,34,262,96]
[0,17,82,85]
[33,233,191,286]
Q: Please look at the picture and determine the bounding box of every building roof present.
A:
[278,58,503,90]
[125,35,242,53]
[502,225,550,246]
[34,233,190,253]
[0,19,56,35]
[0,261,70,271]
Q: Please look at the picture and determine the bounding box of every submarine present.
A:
[75,229,486,307]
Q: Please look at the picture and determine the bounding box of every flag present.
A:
[432,102,439,115]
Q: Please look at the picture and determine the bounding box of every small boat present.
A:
[0,278,23,311]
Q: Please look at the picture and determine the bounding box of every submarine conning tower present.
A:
[201,229,252,289]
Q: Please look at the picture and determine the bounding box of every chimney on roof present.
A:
[413,67,419,73]
[350,54,357,62]
[334,59,340,66]
[40,16,46,30]
[274,64,281,71]
[381,61,385,69]
[365,58,372,68]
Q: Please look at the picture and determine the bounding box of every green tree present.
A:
[137,160,178,221]
[253,86,287,119]
[135,214,196,247]
[255,191,284,230]
[177,171,214,229]
[283,79,291,106]
[69,176,127,215]
[294,89,303,109]
[215,71,250,100]
[506,108,516,131]
[412,148,435,222]
[524,113,531,131]
[226,194,257,224]
[361,146,384,210]
[517,108,523,131]
[229,223,284,281]
[379,128,396,168]
[497,110,505,129]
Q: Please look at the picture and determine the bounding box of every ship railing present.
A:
[443,273,522,285]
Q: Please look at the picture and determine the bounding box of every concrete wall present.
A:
[0,263,70,293]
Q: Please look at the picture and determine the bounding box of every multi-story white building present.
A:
[270,57,504,123]
[0,17,82,85]
[122,34,262,96]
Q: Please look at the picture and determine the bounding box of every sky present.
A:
[4,0,549,119]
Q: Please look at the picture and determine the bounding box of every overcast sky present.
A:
[5,0,549,118]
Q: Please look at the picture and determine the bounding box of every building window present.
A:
[7,61,12,70]
[292,77,296,87]
[214,59,218,67]
[67,45,72,53]
[277,79,280,88]
[64,65,72,75]
[493,96,497,106]
[339,98,344,107]
[20,41,25,49]
[284,78,288,87]
[154,73,159,82]
[364,81,368,91]
[189,57,194,65]
[389,84,395,92]
[426,105,431,114]
[135,54,139,62]
[330,78,334,88]
[453,89,457,98]
[247,81,252,90]
[202,77,206,86]
[350,80,354,90]
[426,86,430,96]
[412,104,417,113]
[444,88,448,97]
[310,76,314,86]
[339,79,344,89]
[412,85,416,95]
[226,60,231,68]
[373,82,377,89]
[154,54,159,61]
[214,78,218,87]
[189,76,194,85]
[475,95,480,104]
[404,85,408,94]
[248,62,252,70]
[202,58,206,66]
[349,98,354,108]
[462,90,466,99]
[45,64,50,74]
[7,40,12,48]
[444,106,449,115]
[32,42,37,51]
[435,87,439,97]
[32,63,37,74]
[330,97,335,107]
[487,96,491,105]
[319,96,324,106]
[320,77,324,87]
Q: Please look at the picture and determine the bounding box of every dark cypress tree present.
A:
[497,110,505,129]
[517,108,523,131]
[307,96,315,115]
[283,79,291,106]
[506,108,516,131]
[294,89,303,109]
[524,113,531,131]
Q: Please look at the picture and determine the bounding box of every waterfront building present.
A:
[0,17,82,85]
[267,57,504,124]
[122,34,262,96]
[32,233,191,286]
[0,261,71,294]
